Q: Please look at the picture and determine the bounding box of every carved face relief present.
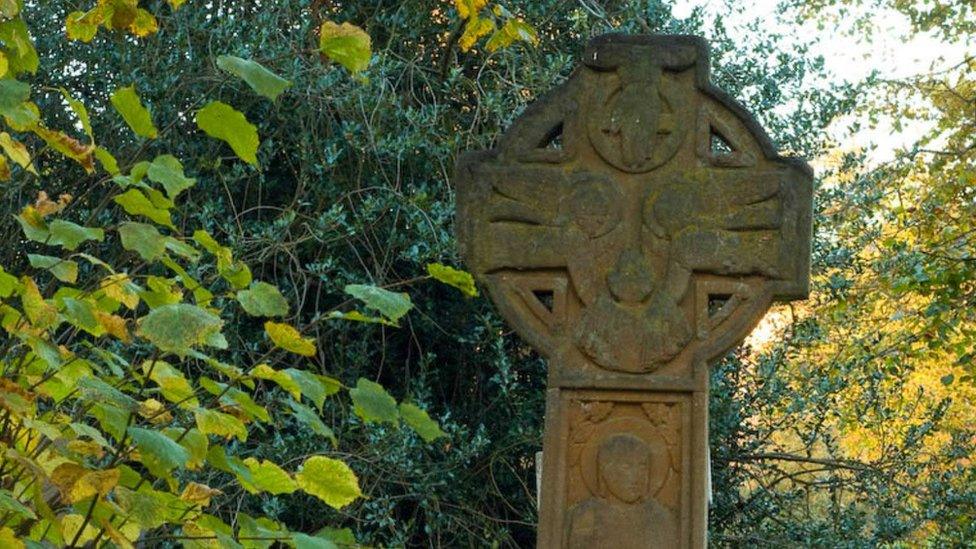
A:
[456,35,813,378]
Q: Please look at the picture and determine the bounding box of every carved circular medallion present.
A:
[586,73,689,173]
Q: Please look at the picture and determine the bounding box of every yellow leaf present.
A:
[459,15,495,52]
[250,363,301,399]
[66,440,105,458]
[264,321,316,357]
[168,0,187,9]
[60,513,99,546]
[455,0,487,19]
[65,9,103,42]
[94,310,130,342]
[180,481,222,507]
[128,8,158,37]
[20,276,57,329]
[100,274,140,310]
[0,527,23,549]
[31,125,95,173]
[0,132,36,174]
[138,397,173,424]
[52,463,119,503]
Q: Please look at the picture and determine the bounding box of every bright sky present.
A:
[673,0,973,166]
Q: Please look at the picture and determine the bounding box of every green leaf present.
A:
[291,533,338,549]
[59,87,93,140]
[399,402,447,442]
[0,78,29,112]
[0,19,38,75]
[114,188,174,228]
[236,281,289,317]
[328,310,394,326]
[147,154,196,199]
[94,146,119,174]
[194,408,247,441]
[240,458,297,495]
[128,426,189,478]
[216,55,292,101]
[28,254,78,283]
[264,321,316,357]
[295,455,361,510]
[0,266,19,298]
[48,219,104,251]
[0,489,35,520]
[349,378,398,424]
[318,21,372,74]
[196,101,259,165]
[119,222,166,261]
[344,284,412,325]
[427,263,478,297]
[284,368,339,410]
[137,303,224,355]
[110,85,157,138]
[286,398,336,445]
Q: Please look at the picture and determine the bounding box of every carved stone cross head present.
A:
[456,34,812,548]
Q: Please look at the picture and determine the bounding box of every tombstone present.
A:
[455,34,813,548]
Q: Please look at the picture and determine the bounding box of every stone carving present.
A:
[455,34,812,547]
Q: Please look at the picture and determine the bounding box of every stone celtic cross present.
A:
[456,34,812,548]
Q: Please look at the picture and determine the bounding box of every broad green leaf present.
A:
[240,458,297,495]
[0,489,35,520]
[216,55,292,101]
[399,402,447,442]
[264,321,316,357]
[286,398,336,445]
[196,101,259,165]
[0,0,19,19]
[194,408,247,441]
[137,303,224,355]
[0,78,28,112]
[284,368,340,410]
[164,237,201,262]
[0,132,34,173]
[237,281,289,317]
[128,426,189,477]
[250,364,301,399]
[427,263,478,297]
[292,533,338,549]
[318,21,371,74]
[28,254,77,283]
[171,428,209,470]
[207,445,254,485]
[139,276,183,308]
[78,377,138,411]
[114,188,174,228]
[199,376,270,423]
[295,455,361,510]
[48,219,104,250]
[349,377,398,424]
[0,19,38,75]
[60,296,101,336]
[110,85,157,138]
[344,284,412,325]
[0,266,17,298]
[119,221,166,261]
[147,154,196,199]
